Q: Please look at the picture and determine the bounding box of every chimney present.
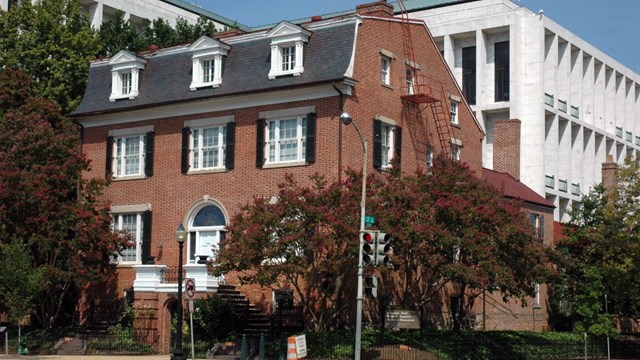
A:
[356,0,394,17]
[213,28,245,40]
[601,154,618,197]
[493,119,521,180]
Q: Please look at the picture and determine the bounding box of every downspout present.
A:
[333,82,345,183]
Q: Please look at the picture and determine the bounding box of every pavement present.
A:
[0,356,170,360]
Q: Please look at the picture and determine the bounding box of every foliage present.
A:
[299,329,638,360]
[0,239,46,324]
[373,156,553,330]
[554,157,640,334]
[0,0,100,113]
[0,68,128,329]
[216,157,552,331]
[98,11,218,56]
[193,295,244,341]
[213,173,362,331]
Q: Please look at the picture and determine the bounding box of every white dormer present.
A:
[266,21,311,80]
[108,51,147,102]
[188,36,231,91]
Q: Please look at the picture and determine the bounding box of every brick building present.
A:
[71,0,565,351]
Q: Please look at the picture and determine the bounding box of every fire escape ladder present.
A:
[423,95,451,159]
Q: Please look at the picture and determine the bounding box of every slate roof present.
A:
[482,168,555,208]
[72,21,356,116]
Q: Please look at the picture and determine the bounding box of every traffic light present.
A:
[364,275,378,299]
[375,232,392,266]
[360,231,375,266]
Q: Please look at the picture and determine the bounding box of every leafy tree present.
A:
[213,173,362,331]
[0,239,46,325]
[0,0,100,113]
[555,157,640,334]
[0,68,128,329]
[215,157,552,331]
[193,296,244,341]
[374,156,552,330]
[98,12,219,57]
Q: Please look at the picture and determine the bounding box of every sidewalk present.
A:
[0,355,169,360]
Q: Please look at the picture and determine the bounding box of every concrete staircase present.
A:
[52,335,86,355]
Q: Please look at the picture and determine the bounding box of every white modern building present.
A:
[1,0,245,31]
[404,0,640,221]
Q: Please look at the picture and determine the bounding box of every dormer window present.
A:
[189,36,231,91]
[267,21,311,79]
[108,50,147,102]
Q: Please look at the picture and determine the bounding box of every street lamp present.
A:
[340,112,367,360]
[172,222,188,360]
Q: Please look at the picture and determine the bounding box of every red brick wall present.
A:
[493,119,521,180]
[79,14,489,343]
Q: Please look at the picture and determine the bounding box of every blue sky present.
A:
[194,0,640,74]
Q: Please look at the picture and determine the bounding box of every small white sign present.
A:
[188,299,194,314]
[295,334,307,358]
[0,326,6,333]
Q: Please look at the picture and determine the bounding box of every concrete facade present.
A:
[406,0,640,221]
[1,0,241,31]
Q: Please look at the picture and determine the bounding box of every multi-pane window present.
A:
[494,41,510,102]
[462,46,476,105]
[266,116,307,164]
[202,59,215,83]
[533,284,541,307]
[406,67,415,95]
[113,213,144,264]
[188,205,226,263]
[450,100,459,125]
[121,72,132,95]
[373,119,402,170]
[281,46,296,72]
[451,143,461,161]
[381,56,391,85]
[191,126,226,170]
[530,213,544,241]
[380,123,394,169]
[114,134,146,177]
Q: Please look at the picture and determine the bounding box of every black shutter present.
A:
[181,127,190,174]
[256,118,265,167]
[106,136,114,179]
[540,215,545,242]
[306,112,317,163]
[373,119,382,169]
[141,210,152,264]
[144,132,154,177]
[226,122,236,170]
[394,126,402,168]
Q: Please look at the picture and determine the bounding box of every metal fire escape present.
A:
[397,0,452,158]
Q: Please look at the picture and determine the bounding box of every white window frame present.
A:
[108,51,146,102]
[451,143,461,161]
[188,36,230,91]
[381,122,395,169]
[267,22,311,79]
[190,125,227,171]
[187,203,227,264]
[426,148,434,168]
[265,115,308,165]
[113,212,144,265]
[113,133,146,178]
[450,100,459,125]
[533,283,541,308]
[381,56,391,85]
[406,67,415,95]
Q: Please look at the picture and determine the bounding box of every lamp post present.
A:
[340,112,367,360]
[172,223,187,360]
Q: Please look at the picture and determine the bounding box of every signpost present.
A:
[385,309,420,329]
[185,278,196,360]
